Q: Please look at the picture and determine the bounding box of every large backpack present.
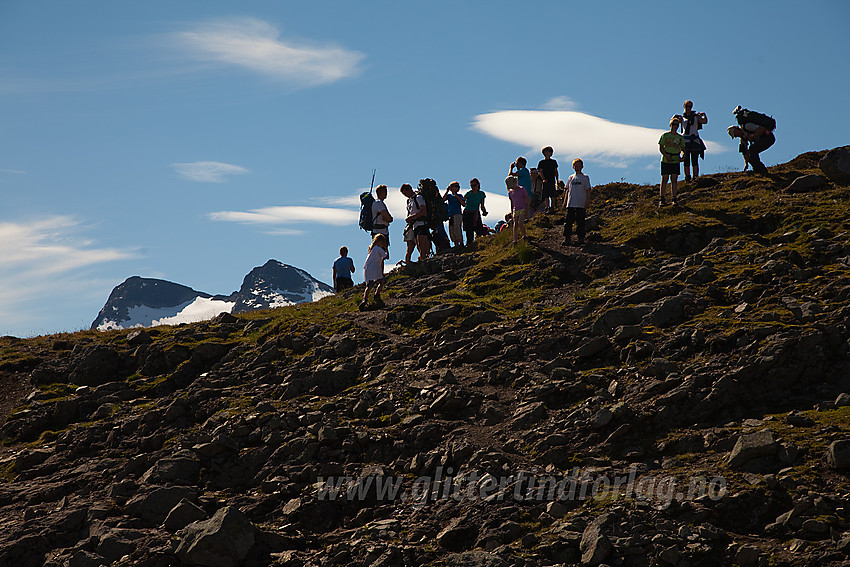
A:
[735,107,776,132]
[418,178,449,229]
[359,192,376,232]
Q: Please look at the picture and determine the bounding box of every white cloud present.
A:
[542,96,578,111]
[210,205,358,226]
[472,109,727,166]
[0,168,26,175]
[172,161,250,183]
[172,17,365,86]
[211,185,513,237]
[0,217,134,335]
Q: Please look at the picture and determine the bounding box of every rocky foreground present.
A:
[1,148,850,566]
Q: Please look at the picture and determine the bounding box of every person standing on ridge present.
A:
[443,181,466,248]
[400,183,429,263]
[677,100,708,182]
[370,184,393,257]
[332,246,355,292]
[505,176,528,245]
[562,158,591,246]
[510,157,533,201]
[537,146,559,213]
[360,234,388,310]
[462,178,488,246]
[659,117,685,206]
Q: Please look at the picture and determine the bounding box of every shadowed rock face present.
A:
[3,150,850,566]
[91,260,332,330]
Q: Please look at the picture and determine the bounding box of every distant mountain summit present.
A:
[92,260,333,330]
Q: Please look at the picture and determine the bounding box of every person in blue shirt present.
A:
[332,246,355,292]
[443,181,466,248]
[509,157,533,200]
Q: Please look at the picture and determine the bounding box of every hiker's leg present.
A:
[748,133,774,174]
[576,208,586,242]
[416,233,429,260]
[563,208,574,241]
[660,174,669,200]
[512,214,518,244]
[405,241,415,263]
[671,175,679,200]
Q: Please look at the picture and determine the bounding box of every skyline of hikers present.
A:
[334,102,776,297]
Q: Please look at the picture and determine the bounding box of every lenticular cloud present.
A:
[174,18,365,86]
[472,110,725,164]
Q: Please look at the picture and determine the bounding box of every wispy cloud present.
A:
[0,168,26,175]
[171,17,366,86]
[211,186,513,235]
[210,205,357,226]
[542,96,578,111]
[172,161,250,183]
[0,217,134,335]
[473,109,727,166]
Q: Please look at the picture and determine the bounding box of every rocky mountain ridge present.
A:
[0,147,849,566]
[92,260,334,331]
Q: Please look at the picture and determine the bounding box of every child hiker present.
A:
[562,158,591,246]
[360,233,388,310]
[659,117,685,205]
[505,176,528,245]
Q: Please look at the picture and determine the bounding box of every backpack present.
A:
[735,108,776,132]
[417,178,449,229]
[359,192,376,232]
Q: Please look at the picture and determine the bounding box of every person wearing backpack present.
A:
[677,100,708,182]
[371,184,393,253]
[727,106,775,175]
[401,183,429,264]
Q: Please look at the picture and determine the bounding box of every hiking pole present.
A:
[370,169,376,194]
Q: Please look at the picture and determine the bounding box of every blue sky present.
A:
[1,1,848,337]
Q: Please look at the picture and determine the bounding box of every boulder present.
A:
[819,146,850,185]
[129,486,198,524]
[786,174,828,193]
[727,429,778,469]
[827,440,850,469]
[442,551,508,567]
[422,304,460,326]
[163,498,209,531]
[176,507,256,567]
[580,519,612,566]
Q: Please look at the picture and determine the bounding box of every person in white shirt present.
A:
[360,233,388,310]
[677,100,708,182]
[370,184,393,256]
[400,183,429,264]
[562,158,591,246]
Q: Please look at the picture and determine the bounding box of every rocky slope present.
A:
[92,260,333,331]
[1,149,849,567]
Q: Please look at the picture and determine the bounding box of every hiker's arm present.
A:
[480,196,488,216]
[406,201,426,222]
[379,209,393,223]
[332,266,338,285]
[349,262,355,275]
[457,194,466,207]
[699,112,708,125]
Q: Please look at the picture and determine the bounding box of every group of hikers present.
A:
[658,100,776,205]
[332,102,776,309]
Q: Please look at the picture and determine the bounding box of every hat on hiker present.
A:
[727,125,740,138]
